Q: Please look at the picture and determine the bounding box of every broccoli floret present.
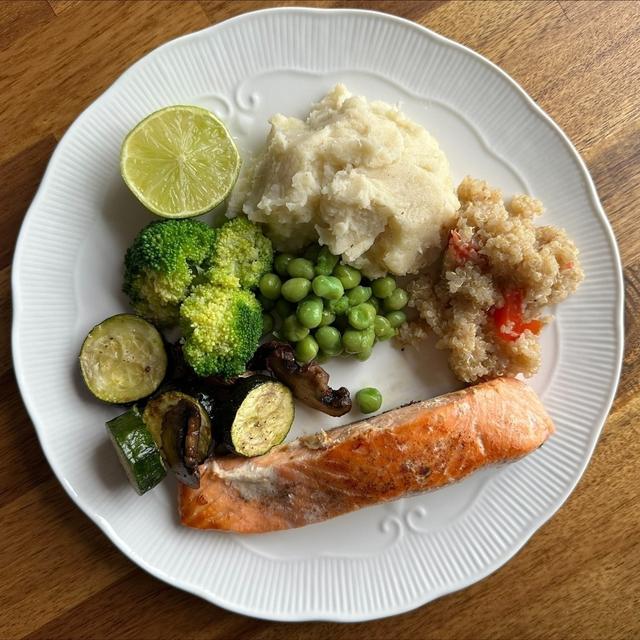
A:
[123,219,216,326]
[180,273,262,377]
[208,217,273,288]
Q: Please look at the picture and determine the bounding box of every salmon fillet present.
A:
[179,377,554,533]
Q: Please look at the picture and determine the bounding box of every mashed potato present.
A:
[399,177,583,382]
[239,85,459,277]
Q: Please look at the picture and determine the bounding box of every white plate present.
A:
[12,8,623,622]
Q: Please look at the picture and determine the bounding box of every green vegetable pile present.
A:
[84,104,406,499]
[123,216,273,377]
[257,245,409,363]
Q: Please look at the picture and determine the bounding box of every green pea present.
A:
[282,315,309,342]
[346,285,372,307]
[319,308,335,327]
[356,387,382,414]
[297,297,323,329]
[354,348,373,362]
[287,258,315,280]
[262,313,274,336]
[315,350,331,364]
[329,345,344,358]
[333,264,361,289]
[312,275,344,300]
[281,277,311,303]
[386,310,407,328]
[383,288,409,311]
[342,329,362,354]
[348,302,377,330]
[274,298,294,319]
[314,246,340,276]
[374,315,395,340]
[342,327,375,354]
[327,295,350,316]
[295,335,319,363]
[258,273,282,300]
[315,326,342,355]
[303,244,321,262]
[257,293,275,311]
[363,327,376,350]
[274,253,294,277]
[371,276,397,299]
[368,296,381,313]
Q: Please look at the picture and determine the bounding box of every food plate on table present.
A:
[12,8,623,622]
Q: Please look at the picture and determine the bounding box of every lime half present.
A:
[120,105,240,218]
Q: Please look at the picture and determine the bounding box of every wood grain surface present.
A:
[1,1,638,638]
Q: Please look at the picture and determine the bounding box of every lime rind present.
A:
[120,105,241,219]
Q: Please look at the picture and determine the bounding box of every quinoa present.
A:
[401,177,584,382]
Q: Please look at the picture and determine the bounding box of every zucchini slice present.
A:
[143,391,212,487]
[79,314,167,404]
[216,376,294,457]
[106,407,166,495]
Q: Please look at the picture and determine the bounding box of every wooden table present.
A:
[1,1,638,637]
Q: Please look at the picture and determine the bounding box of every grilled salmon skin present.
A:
[179,377,554,533]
